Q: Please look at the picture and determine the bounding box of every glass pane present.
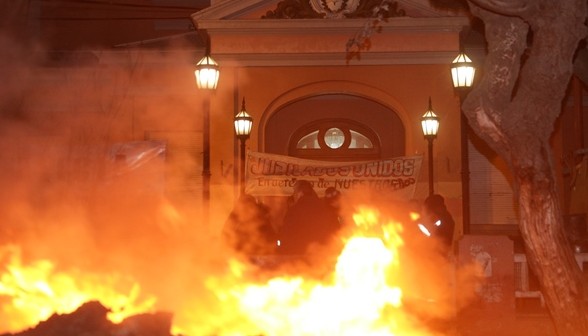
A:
[297,130,320,149]
[349,130,373,148]
[324,128,345,149]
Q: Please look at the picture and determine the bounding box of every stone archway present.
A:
[260,80,409,160]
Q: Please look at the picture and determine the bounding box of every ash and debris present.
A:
[1,301,173,336]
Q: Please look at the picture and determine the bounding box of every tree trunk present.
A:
[463,0,588,334]
[517,153,588,334]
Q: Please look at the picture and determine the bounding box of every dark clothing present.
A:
[422,194,455,253]
[223,195,277,256]
[278,193,340,255]
[429,209,455,251]
[323,187,342,226]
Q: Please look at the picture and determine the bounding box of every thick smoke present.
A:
[0,17,483,335]
[0,20,239,333]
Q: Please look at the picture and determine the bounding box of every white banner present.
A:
[245,152,423,199]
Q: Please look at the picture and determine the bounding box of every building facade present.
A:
[5,0,587,240]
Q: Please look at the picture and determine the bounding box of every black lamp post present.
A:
[421,97,440,197]
[234,98,253,195]
[450,47,476,234]
[194,47,219,226]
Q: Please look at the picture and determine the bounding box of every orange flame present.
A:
[229,237,404,335]
[0,244,156,333]
[173,206,439,335]
[1,206,458,336]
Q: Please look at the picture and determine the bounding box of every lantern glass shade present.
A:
[234,110,253,139]
[421,110,439,138]
[451,52,476,89]
[194,55,220,90]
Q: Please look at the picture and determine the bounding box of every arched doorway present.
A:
[260,93,407,231]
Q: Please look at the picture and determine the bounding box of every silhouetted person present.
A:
[278,180,340,255]
[223,194,278,256]
[323,186,343,226]
[420,194,455,254]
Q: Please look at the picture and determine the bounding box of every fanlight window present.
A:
[349,130,373,149]
[325,128,345,149]
[296,127,373,149]
[297,130,320,149]
[290,120,379,160]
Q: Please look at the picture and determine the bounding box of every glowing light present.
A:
[227,236,405,335]
[418,223,432,237]
[2,205,462,336]
[172,207,424,336]
[0,245,156,333]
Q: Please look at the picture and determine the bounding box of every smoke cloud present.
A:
[0,22,483,335]
[0,22,237,333]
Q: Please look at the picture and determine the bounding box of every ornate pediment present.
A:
[190,0,469,67]
[261,0,406,19]
[310,0,362,18]
[261,0,323,19]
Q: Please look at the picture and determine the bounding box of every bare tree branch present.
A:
[463,3,528,155]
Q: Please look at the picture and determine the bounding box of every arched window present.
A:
[289,119,380,161]
[265,93,405,160]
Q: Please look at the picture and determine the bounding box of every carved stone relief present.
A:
[261,0,405,19]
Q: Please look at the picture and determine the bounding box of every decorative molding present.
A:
[309,0,361,19]
[190,0,467,22]
[192,0,270,20]
[197,17,468,34]
[262,0,405,19]
[350,0,406,18]
[261,0,323,19]
[209,51,462,67]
